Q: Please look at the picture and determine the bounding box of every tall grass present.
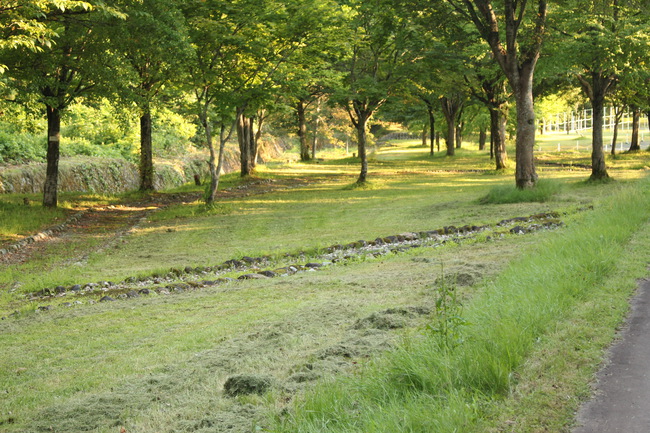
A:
[479,179,562,204]
[275,177,650,433]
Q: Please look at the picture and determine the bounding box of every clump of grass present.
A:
[274,178,650,433]
[479,179,562,204]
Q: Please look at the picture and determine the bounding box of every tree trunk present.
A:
[237,107,253,177]
[512,64,538,189]
[441,97,461,156]
[611,107,623,155]
[356,113,370,184]
[455,118,464,149]
[202,116,218,205]
[589,91,609,180]
[629,107,641,151]
[43,105,61,208]
[435,132,440,152]
[252,114,263,168]
[297,99,310,161]
[490,131,494,159]
[479,126,487,151]
[312,115,320,159]
[490,106,508,170]
[428,107,435,156]
[421,124,427,147]
[139,105,155,191]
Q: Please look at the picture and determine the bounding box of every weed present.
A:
[426,266,468,349]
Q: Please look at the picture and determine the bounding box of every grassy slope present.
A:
[0,141,649,432]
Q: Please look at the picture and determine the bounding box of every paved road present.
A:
[573,279,650,433]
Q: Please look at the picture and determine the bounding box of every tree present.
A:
[448,0,547,188]
[464,52,510,169]
[112,0,190,191]
[334,0,417,184]
[1,2,121,207]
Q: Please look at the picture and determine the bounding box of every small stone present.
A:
[258,271,277,278]
[38,305,52,311]
[70,285,82,292]
[305,263,323,269]
[138,289,151,295]
[99,296,115,302]
[126,290,140,298]
[62,302,73,307]
[238,273,269,280]
[54,286,66,294]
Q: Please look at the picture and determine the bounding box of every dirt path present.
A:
[573,279,650,433]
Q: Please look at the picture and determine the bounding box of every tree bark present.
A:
[629,107,641,151]
[312,115,320,159]
[589,96,608,179]
[237,107,253,176]
[479,126,487,151]
[355,113,370,183]
[441,97,459,156]
[611,106,624,155]
[297,99,310,161]
[428,107,436,156]
[422,124,427,147]
[513,63,538,189]
[43,105,61,208]
[490,106,508,170]
[139,105,155,191]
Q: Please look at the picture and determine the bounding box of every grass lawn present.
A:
[1,140,650,432]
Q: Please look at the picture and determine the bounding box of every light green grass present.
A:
[273,175,650,433]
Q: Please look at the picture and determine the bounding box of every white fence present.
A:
[540,107,649,135]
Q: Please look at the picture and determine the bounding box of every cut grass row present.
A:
[272,174,650,432]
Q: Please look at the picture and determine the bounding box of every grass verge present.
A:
[273,175,650,433]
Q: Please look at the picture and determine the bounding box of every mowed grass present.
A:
[2,141,649,294]
[273,172,650,433]
[1,140,650,432]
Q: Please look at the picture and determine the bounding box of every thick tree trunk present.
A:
[589,93,609,180]
[441,97,461,156]
[43,105,61,208]
[139,106,155,191]
[237,108,253,177]
[513,65,538,189]
[356,113,370,184]
[479,127,487,151]
[297,99,310,161]
[490,107,508,170]
[629,107,641,151]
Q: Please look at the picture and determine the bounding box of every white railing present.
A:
[540,108,649,134]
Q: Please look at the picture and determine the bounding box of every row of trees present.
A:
[1,0,649,207]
